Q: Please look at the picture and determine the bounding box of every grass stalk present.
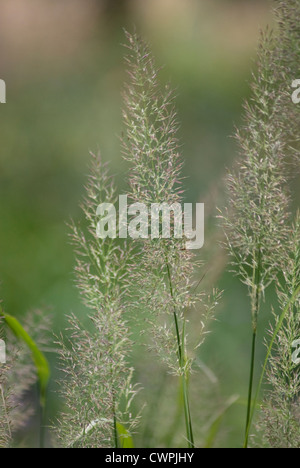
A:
[39,399,46,449]
[113,393,119,449]
[244,249,261,448]
[244,331,257,448]
[113,414,118,449]
[166,261,195,448]
[181,372,194,448]
[245,284,300,447]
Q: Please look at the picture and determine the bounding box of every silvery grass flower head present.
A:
[122,31,183,208]
[258,212,300,448]
[274,0,300,147]
[217,3,300,445]
[220,29,291,332]
[56,155,139,448]
[121,30,221,448]
[122,30,220,375]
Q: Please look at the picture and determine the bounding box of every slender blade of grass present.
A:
[204,395,239,449]
[0,310,50,408]
[116,422,134,448]
[0,309,50,448]
[166,261,194,448]
[244,331,257,448]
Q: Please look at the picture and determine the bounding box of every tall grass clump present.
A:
[254,1,300,449]
[258,213,300,448]
[122,31,220,448]
[221,0,300,448]
[220,26,291,450]
[56,156,139,448]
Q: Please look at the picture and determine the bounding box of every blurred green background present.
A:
[1,0,294,448]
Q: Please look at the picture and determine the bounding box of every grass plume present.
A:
[258,213,300,448]
[219,8,300,447]
[56,156,139,448]
[122,30,220,448]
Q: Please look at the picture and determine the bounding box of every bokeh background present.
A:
[1,0,293,448]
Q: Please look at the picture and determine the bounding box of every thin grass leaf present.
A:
[204,395,239,449]
[116,422,134,448]
[0,310,50,408]
[67,418,111,448]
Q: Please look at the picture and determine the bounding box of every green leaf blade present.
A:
[1,311,50,407]
[116,422,134,448]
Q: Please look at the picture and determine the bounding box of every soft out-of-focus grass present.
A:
[0,311,50,447]
[0,0,285,448]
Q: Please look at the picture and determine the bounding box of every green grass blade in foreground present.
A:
[0,309,50,407]
[204,395,239,449]
[116,422,134,448]
[67,418,128,448]
[244,284,300,447]
[69,420,134,448]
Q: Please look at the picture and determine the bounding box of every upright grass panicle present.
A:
[254,0,300,448]
[0,309,50,448]
[122,31,220,448]
[56,156,138,448]
[258,213,300,448]
[219,23,294,447]
[273,1,300,167]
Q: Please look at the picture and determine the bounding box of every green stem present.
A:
[166,261,194,448]
[166,263,182,363]
[113,413,118,449]
[244,331,257,448]
[112,391,118,449]
[39,389,46,449]
[181,372,194,448]
[244,284,300,447]
[244,248,261,449]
